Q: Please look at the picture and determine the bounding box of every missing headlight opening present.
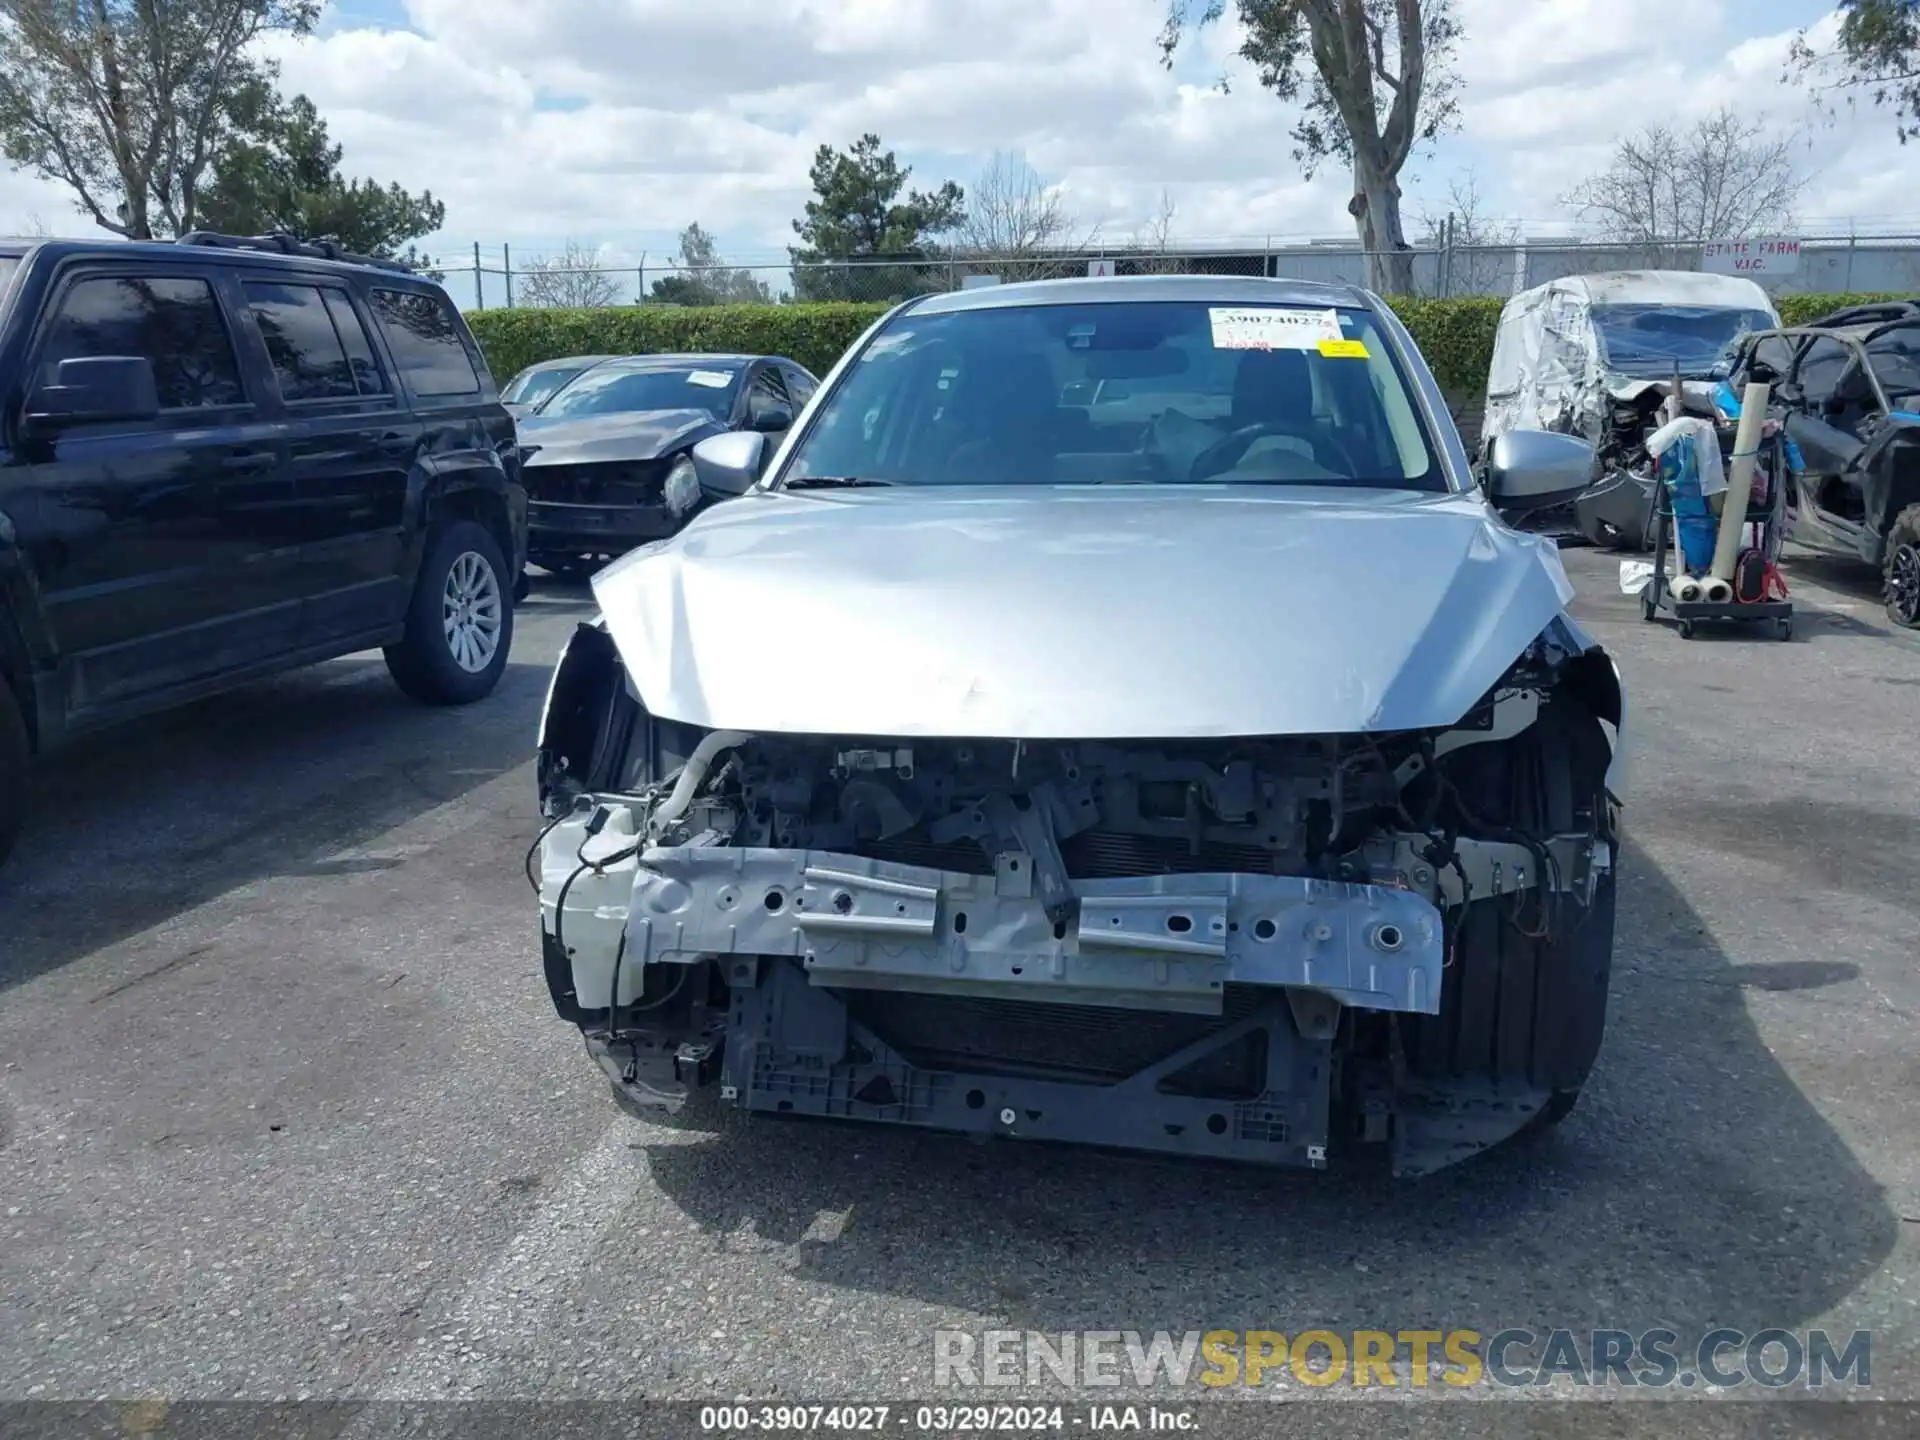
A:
[534,619,1621,1178]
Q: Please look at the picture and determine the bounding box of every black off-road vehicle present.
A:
[1725,303,1920,626]
[0,232,528,866]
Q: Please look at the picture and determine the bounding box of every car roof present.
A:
[596,352,763,369]
[0,235,435,286]
[909,273,1374,315]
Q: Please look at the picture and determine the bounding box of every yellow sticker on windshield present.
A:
[1318,338,1369,358]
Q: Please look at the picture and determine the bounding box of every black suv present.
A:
[0,232,528,865]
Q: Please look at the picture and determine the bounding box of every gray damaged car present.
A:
[532,276,1629,1177]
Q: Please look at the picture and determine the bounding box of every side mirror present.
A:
[23,356,160,433]
[690,430,766,498]
[1485,429,1595,512]
[746,395,793,433]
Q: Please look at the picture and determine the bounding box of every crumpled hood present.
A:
[517,410,720,466]
[591,485,1577,739]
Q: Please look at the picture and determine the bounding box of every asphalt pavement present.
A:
[2,549,1918,1430]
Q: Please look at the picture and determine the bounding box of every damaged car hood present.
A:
[590,485,1577,739]
[517,410,722,466]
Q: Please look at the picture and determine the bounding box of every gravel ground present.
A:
[1,549,1917,1434]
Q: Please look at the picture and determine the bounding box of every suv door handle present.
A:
[219,448,277,474]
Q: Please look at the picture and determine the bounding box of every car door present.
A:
[1784,334,1871,552]
[238,274,419,648]
[22,266,290,720]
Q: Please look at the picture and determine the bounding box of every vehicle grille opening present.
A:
[842,987,1269,1097]
[526,460,668,506]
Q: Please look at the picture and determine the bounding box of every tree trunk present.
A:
[1350,157,1414,296]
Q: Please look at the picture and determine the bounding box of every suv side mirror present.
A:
[23,356,160,433]
[690,430,766,498]
[1485,429,1595,512]
[746,393,793,433]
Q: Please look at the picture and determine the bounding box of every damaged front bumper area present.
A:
[548,821,1454,1170]
[534,660,1618,1176]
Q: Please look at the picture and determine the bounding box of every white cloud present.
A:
[1,1,1911,268]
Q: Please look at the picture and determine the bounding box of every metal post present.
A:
[637,252,647,305]
[503,243,514,307]
[473,241,483,310]
[1442,213,1455,299]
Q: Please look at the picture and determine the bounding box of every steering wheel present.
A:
[1187,421,1360,484]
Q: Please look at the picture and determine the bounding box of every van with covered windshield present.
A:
[1480,271,1780,547]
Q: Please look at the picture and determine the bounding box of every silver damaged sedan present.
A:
[532,275,1628,1177]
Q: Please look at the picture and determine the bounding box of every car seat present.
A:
[940,352,1059,485]
[1226,349,1351,474]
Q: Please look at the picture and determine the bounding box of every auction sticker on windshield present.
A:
[687,370,733,388]
[1210,307,1344,351]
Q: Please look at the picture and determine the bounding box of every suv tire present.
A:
[0,679,28,867]
[1884,503,1920,630]
[1400,700,1617,1129]
[385,519,514,705]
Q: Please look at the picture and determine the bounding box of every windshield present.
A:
[503,364,588,407]
[1867,325,1920,405]
[782,300,1442,491]
[539,364,740,418]
[1592,304,1775,377]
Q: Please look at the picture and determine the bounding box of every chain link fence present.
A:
[442,234,1920,310]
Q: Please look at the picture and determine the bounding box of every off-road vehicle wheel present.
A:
[0,679,29,868]
[1400,699,1617,1136]
[385,519,514,705]
[1884,503,1920,630]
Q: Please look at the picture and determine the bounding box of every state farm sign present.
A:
[1699,238,1802,277]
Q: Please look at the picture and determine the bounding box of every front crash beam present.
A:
[653,960,1339,1169]
[616,846,1447,1018]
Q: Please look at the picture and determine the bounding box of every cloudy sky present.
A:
[0,0,1912,288]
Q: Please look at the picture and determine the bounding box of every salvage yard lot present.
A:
[2,548,1918,1409]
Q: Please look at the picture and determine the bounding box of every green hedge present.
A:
[468,291,1912,400]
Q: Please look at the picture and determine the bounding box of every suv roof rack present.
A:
[173,230,416,275]
[1805,299,1920,330]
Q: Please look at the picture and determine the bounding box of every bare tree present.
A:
[518,239,621,309]
[1159,1,1463,295]
[954,152,1082,280]
[0,0,320,239]
[1562,108,1806,254]
[650,221,771,305]
[1414,170,1518,295]
[1130,188,1182,275]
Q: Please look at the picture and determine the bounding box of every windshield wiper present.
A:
[783,475,896,490]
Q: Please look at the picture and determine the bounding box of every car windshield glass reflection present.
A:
[782,300,1442,492]
[541,366,740,418]
[507,368,584,406]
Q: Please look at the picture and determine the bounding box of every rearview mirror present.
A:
[690,430,766,498]
[1485,429,1595,512]
[24,356,160,432]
